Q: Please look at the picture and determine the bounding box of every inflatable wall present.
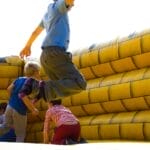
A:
[0,29,150,143]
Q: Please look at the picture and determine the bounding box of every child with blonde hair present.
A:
[0,61,41,142]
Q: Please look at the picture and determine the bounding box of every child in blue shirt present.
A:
[0,61,41,142]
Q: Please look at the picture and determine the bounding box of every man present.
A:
[20,0,87,102]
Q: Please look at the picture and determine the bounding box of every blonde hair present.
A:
[24,61,41,77]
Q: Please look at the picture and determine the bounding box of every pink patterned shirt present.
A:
[44,105,79,132]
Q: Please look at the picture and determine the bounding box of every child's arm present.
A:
[43,109,51,143]
[43,130,49,144]
[21,95,39,116]
[7,82,14,97]
[18,78,39,115]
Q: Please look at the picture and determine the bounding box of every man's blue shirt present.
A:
[40,0,70,50]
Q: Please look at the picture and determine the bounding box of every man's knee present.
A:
[80,80,87,90]
[76,76,87,90]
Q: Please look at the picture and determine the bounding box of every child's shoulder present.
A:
[13,77,27,87]
[14,76,27,83]
[17,76,27,80]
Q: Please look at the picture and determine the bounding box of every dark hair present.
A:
[0,102,7,111]
[51,99,62,106]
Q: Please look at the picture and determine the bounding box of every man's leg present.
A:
[40,47,87,101]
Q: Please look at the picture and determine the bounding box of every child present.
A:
[0,102,16,142]
[43,99,80,145]
[0,61,41,142]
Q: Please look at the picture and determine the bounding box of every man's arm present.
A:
[19,24,44,59]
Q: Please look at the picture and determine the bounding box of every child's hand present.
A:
[32,108,39,116]
[31,99,37,104]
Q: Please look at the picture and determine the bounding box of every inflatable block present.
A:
[120,123,144,140]
[144,68,150,79]
[111,57,136,73]
[35,131,43,143]
[62,96,72,107]
[89,86,109,103]
[80,67,96,80]
[72,55,80,68]
[80,50,99,68]
[72,90,89,105]
[131,79,150,97]
[144,123,150,140]
[83,103,105,115]
[111,112,136,123]
[81,125,99,140]
[25,132,35,143]
[99,44,119,63]
[145,96,150,106]
[102,100,126,113]
[69,106,87,117]
[133,52,150,68]
[86,78,103,89]
[119,38,141,58]
[100,73,123,87]
[79,116,94,125]
[109,83,131,101]
[141,34,150,53]
[121,68,146,83]
[0,78,10,89]
[133,110,150,122]
[122,97,149,111]
[0,90,9,100]
[92,63,115,77]
[91,114,115,125]
[0,65,23,78]
[100,124,120,139]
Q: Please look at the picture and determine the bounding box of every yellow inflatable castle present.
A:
[0,29,150,146]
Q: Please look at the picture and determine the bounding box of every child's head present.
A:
[24,61,41,77]
[49,99,62,106]
[0,102,7,115]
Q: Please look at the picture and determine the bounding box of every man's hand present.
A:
[65,0,74,6]
[19,46,31,59]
